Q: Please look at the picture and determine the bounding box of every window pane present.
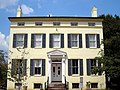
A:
[34,35,42,47]
[72,60,78,74]
[35,67,41,74]
[89,35,96,47]
[53,34,60,47]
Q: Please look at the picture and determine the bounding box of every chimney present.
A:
[91,6,97,17]
[16,5,22,17]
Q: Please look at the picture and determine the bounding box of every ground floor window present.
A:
[91,83,98,88]
[72,83,79,88]
[15,83,22,89]
[34,83,42,89]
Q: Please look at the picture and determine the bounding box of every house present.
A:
[7,6,106,90]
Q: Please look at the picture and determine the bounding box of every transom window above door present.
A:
[49,34,64,48]
[31,34,46,48]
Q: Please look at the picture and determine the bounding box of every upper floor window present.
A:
[68,59,83,76]
[17,22,25,26]
[87,59,101,75]
[71,22,78,26]
[68,34,82,48]
[35,22,42,26]
[88,22,95,26]
[53,22,60,26]
[31,34,46,48]
[30,59,45,76]
[49,34,64,48]
[86,34,100,48]
[13,34,27,48]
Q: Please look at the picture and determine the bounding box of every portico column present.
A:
[62,57,66,84]
[48,57,51,84]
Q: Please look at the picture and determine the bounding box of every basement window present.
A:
[91,83,98,88]
[35,22,43,26]
[72,83,79,88]
[34,83,42,89]
[17,22,25,26]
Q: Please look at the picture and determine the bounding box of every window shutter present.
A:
[68,59,72,76]
[42,34,46,48]
[49,34,53,48]
[98,61,102,75]
[97,34,100,48]
[79,34,82,48]
[42,59,45,76]
[30,59,34,76]
[68,34,71,48]
[61,34,64,48]
[24,34,28,48]
[11,59,16,77]
[31,34,34,48]
[13,34,16,48]
[87,59,91,75]
[86,34,89,48]
[79,59,83,76]
[23,59,27,75]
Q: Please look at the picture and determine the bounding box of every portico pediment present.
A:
[47,50,66,56]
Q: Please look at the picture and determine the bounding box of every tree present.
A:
[94,14,120,89]
[0,50,7,89]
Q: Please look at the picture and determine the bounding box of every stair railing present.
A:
[64,75,69,90]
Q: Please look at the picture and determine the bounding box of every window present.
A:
[53,22,60,26]
[13,34,27,48]
[34,60,42,74]
[68,59,83,76]
[34,83,42,89]
[72,60,79,74]
[31,34,46,48]
[86,34,100,48]
[15,83,22,89]
[35,22,42,26]
[68,34,82,48]
[72,83,79,88]
[17,22,25,26]
[30,59,45,76]
[11,59,27,76]
[91,83,98,88]
[71,22,78,26]
[49,34,64,48]
[88,22,95,26]
[71,34,79,48]
[91,59,97,69]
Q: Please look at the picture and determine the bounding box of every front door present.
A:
[51,64,62,82]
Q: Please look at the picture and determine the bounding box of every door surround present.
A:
[47,50,66,84]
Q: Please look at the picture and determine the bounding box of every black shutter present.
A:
[23,59,27,75]
[79,59,83,76]
[68,34,71,48]
[24,34,28,48]
[86,34,89,48]
[49,34,53,48]
[87,59,91,75]
[42,59,45,76]
[98,60,102,75]
[31,34,34,48]
[68,59,72,76]
[30,59,34,76]
[79,34,82,48]
[97,34,100,48]
[13,34,16,48]
[11,59,16,77]
[61,34,64,48]
[42,34,46,48]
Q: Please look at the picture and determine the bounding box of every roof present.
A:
[8,16,103,22]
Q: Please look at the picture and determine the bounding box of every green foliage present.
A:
[96,14,120,78]
[0,50,7,88]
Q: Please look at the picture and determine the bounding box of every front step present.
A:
[48,83,65,90]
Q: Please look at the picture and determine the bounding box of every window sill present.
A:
[71,47,79,49]
[72,74,79,77]
[33,47,43,49]
[33,74,42,77]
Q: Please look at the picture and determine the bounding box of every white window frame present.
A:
[71,34,79,48]
[16,34,24,48]
[90,59,98,70]
[34,60,42,75]
[53,34,61,48]
[89,34,97,48]
[72,59,79,75]
[34,34,43,48]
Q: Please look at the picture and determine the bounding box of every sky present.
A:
[0,0,120,52]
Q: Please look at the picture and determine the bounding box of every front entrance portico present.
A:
[47,50,67,84]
